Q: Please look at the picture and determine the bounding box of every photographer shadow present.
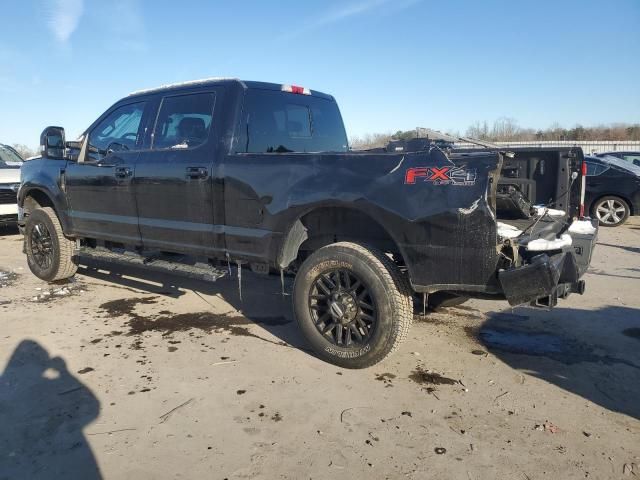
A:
[0,340,102,479]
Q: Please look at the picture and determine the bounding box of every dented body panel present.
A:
[222,148,503,292]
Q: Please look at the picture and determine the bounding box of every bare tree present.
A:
[466,121,490,140]
[349,132,393,150]
[10,144,38,159]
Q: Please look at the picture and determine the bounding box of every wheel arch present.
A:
[277,204,410,273]
[20,187,72,233]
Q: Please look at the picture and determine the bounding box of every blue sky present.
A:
[1,0,639,147]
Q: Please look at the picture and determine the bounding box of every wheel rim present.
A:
[29,221,54,270]
[596,199,626,225]
[308,269,377,347]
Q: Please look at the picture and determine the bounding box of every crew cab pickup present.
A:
[18,78,597,368]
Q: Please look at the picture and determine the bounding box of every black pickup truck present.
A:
[18,78,597,368]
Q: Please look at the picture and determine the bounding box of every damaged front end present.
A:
[496,218,598,308]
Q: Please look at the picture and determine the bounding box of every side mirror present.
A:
[40,126,66,160]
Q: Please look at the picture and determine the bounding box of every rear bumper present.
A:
[498,220,598,307]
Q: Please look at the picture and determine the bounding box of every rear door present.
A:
[64,100,151,244]
[134,90,220,256]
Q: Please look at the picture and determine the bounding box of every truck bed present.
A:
[499,214,567,232]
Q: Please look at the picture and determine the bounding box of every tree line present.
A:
[7,144,38,159]
[350,120,640,149]
[10,119,640,156]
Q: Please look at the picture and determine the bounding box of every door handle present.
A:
[186,167,208,180]
[115,166,133,179]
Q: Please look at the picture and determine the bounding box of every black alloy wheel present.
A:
[309,269,377,347]
[29,221,54,270]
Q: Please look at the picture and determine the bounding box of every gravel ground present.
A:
[1,218,639,479]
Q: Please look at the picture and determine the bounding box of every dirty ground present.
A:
[1,219,639,479]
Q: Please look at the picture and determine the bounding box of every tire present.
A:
[25,207,77,282]
[293,242,413,369]
[592,196,630,227]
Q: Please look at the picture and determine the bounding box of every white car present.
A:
[0,144,22,226]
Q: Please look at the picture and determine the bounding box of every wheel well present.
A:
[296,207,406,266]
[590,194,633,215]
[23,190,56,217]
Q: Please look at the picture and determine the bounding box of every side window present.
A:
[240,90,348,153]
[585,161,609,176]
[88,102,146,159]
[152,92,215,150]
[622,155,640,166]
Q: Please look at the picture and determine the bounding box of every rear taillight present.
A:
[282,84,311,95]
[579,161,587,218]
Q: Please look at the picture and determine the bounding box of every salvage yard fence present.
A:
[454,140,640,154]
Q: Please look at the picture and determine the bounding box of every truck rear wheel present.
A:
[25,207,77,282]
[293,242,413,368]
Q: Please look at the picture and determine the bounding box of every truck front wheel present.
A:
[293,242,413,368]
[25,207,78,282]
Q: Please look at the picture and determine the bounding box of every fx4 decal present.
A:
[404,166,477,186]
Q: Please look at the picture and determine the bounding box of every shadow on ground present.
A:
[76,257,311,356]
[470,305,640,420]
[598,242,640,255]
[0,340,102,479]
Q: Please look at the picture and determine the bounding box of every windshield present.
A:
[0,145,24,168]
[599,154,640,176]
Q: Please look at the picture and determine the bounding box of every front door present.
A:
[65,101,149,244]
[134,90,219,256]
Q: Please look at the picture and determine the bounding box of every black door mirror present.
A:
[40,126,66,159]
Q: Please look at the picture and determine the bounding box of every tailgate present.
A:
[496,147,584,221]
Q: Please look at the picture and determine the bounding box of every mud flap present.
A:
[498,253,564,306]
[277,219,308,269]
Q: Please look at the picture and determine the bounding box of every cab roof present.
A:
[127,77,333,100]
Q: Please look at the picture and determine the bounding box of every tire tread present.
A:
[29,207,77,281]
[297,241,413,368]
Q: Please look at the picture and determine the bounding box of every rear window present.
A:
[585,161,609,176]
[237,89,348,153]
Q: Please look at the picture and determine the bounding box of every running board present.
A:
[75,247,227,282]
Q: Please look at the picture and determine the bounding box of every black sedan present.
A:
[596,151,640,167]
[584,155,640,226]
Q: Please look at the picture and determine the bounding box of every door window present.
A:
[88,102,146,160]
[152,93,215,150]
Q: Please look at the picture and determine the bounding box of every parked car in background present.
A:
[596,151,640,167]
[584,155,640,226]
[0,144,23,226]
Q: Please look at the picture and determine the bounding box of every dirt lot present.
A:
[1,219,639,480]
